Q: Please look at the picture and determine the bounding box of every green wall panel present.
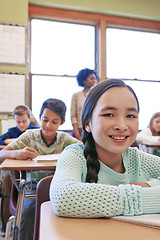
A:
[29,0,160,21]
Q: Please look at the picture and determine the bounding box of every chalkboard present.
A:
[0,24,26,65]
[0,74,26,113]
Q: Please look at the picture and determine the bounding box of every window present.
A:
[29,5,160,131]
[106,28,160,129]
[30,19,96,130]
[31,75,82,130]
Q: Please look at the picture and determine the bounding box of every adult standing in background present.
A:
[70,68,97,141]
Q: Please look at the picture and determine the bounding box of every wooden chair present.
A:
[6,172,53,240]
[130,140,139,148]
[0,174,12,233]
[5,171,25,240]
[9,180,19,216]
[33,175,53,240]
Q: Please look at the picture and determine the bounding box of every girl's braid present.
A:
[83,132,100,183]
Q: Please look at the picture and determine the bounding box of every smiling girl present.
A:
[50,79,160,218]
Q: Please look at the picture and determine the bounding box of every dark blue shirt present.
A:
[0,124,39,145]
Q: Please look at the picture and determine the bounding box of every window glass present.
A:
[31,19,95,75]
[106,28,160,80]
[124,80,160,130]
[31,19,96,130]
[32,75,82,130]
[106,28,160,129]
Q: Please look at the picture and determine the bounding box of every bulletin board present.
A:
[0,73,26,114]
[0,24,26,65]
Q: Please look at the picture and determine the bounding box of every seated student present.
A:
[0,98,79,240]
[0,105,39,145]
[50,79,160,219]
[136,112,160,155]
[0,105,39,235]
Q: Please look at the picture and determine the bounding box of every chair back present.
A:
[9,184,18,215]
[9,171,20,215]
[33,175,53,240]
[130,140,139,148]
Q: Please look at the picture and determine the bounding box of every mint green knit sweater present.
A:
[50,143,160,218]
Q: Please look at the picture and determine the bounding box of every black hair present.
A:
[39,98,66,122]
[81,79,139,183]
[76,68,97,87]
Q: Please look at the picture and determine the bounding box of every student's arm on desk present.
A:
[3,138,17,145]
[0,145,39,162]
[136,129,160,145]
[128,179,160,188]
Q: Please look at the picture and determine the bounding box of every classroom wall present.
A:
[0,0,28,74]
[29,0,160,21]
[0,0,28,134]
[0,0,160,134]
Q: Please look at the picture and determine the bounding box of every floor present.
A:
[0,205,5,239]
[0,219,5,239]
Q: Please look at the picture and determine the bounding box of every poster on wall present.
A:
[0,24,26,65]
[0,73,26,113]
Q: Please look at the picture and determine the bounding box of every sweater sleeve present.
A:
[142,186,160,214]
[0,128,15,145]
[49,146,160,218]
[136,128,160,145]
[0,137,5,145]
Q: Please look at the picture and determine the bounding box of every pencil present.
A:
[18,140,28,148]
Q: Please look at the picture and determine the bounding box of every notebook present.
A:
[112,213,160,229]
[33,154,59,163]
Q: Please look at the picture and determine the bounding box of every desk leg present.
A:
[12,175,25,240]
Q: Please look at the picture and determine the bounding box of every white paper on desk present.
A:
[112,214,160,229]
[33,154,59,162]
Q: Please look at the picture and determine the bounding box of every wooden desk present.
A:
[137,142,160,155]
[143,144,160,147]
[40,201,160,240]
[1,159,57,240]
[0,158,57,171]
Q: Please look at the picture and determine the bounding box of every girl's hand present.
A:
[129,182,150,187]
[13,147,39,160]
